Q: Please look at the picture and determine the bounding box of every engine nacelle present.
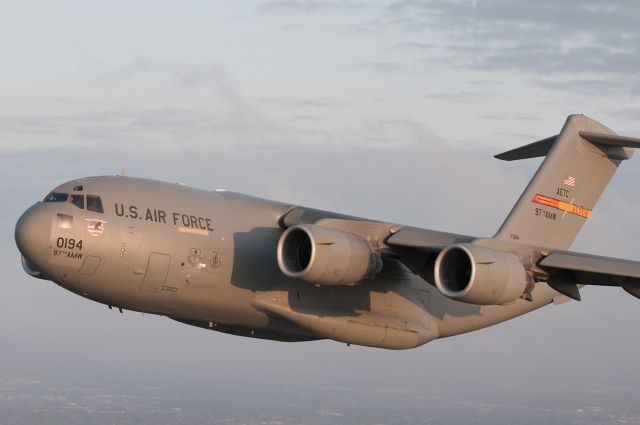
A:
[277,224,382,286]
[434,243,528,305]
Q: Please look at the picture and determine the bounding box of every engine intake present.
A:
[434,243,527,305]
[277,224,382,285]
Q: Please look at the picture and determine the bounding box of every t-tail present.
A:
[494,114,640,250]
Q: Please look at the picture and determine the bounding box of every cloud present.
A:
[350,61,408,74]
[532,78,632,96]
[386,0,640,39]
[380,0,640,80]
[0,106,277,152]
[610,108,640,121]
[0,60,284,152]
[257,97,347,108]
[390,41,437,52]
[426,91,502,101]
[479,113,542,122]
[258,0,365,13]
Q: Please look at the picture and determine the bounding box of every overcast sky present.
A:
[1,0,639,391]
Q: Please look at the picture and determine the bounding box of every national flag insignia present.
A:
[563,175,576,187]
[86,219,106,236]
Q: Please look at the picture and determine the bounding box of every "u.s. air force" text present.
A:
[114,204,214,231]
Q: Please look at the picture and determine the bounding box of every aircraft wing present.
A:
[277,207,640,301]
[278,207,475,274]
[540,251,640,279]
[278,206,370,228]
[386,228,640,300]
[539,250,640,300]
[279,207,474,252]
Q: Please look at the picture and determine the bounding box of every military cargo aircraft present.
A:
[14,115,640,349]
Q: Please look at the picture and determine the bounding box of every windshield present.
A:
[87,195,104,213]
[43,192,103,213]
[43,192,68,202]
[69,194,84,209]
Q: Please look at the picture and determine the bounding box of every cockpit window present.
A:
[86,195,104,213]
[43,192,68,202]
[44,192,101,212]
[69,194,85,209]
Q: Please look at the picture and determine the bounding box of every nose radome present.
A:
[15,203,51,268]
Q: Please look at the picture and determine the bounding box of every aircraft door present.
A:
[140,253,171,292]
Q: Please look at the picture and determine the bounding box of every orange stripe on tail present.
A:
[532,194,592,218]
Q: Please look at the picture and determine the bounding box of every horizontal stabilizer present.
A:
[495,128,640,162]
[579,131,640,149]
[494,135,557,161]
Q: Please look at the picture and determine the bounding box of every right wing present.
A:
[276,204,640,302]
[539,250,640,300]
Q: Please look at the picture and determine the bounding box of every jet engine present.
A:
[277,224,382,286]
[434,243,528,305]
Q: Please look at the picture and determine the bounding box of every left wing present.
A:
[384,226,474,252]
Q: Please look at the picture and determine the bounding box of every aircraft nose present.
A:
[15,203,51,266]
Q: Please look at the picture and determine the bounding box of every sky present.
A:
[1,0,640,393]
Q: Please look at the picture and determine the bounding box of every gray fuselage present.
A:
[15,176,561,349]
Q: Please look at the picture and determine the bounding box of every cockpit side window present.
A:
[86,195,104,213]
[44,192,68,202]
[69,194,85,209]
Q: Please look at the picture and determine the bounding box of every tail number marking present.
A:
[52,237,84,260]
[56,237,83,250]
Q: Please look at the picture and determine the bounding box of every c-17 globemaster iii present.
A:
[14,115,640,349]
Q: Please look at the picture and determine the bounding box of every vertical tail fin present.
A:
[494,114,636,250]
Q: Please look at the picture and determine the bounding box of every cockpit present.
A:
[43,190,104,213]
